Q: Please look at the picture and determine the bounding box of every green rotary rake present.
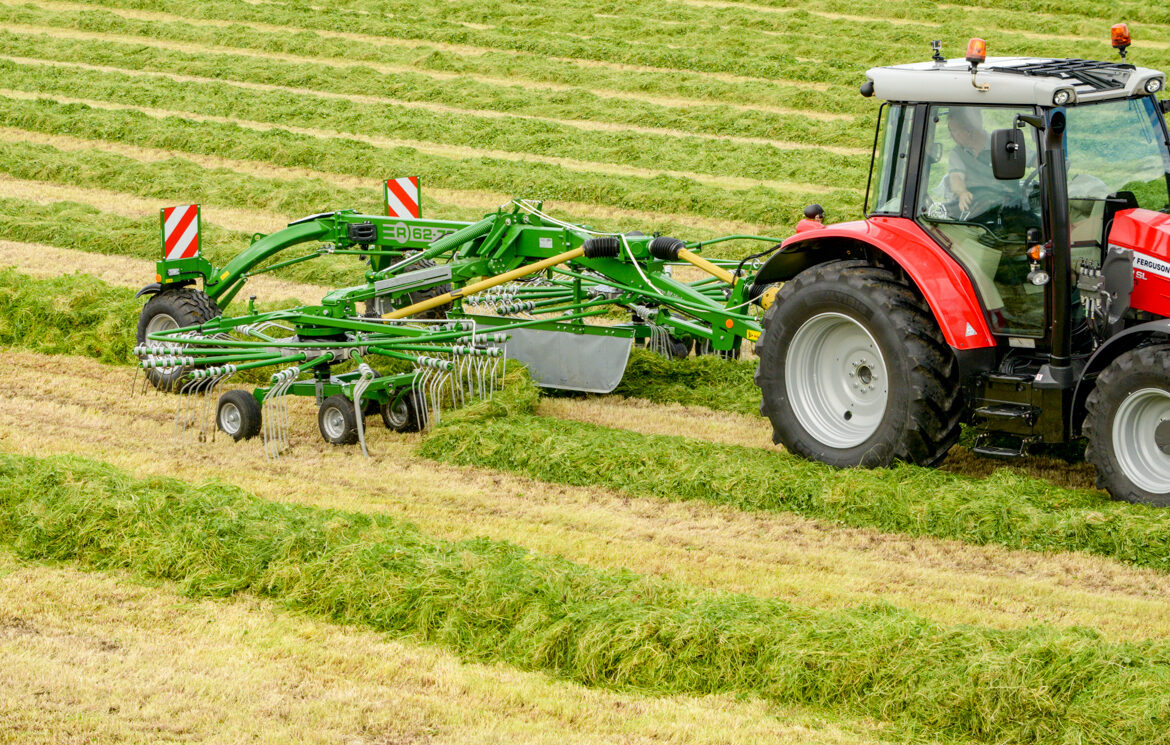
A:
[134,179,780,457]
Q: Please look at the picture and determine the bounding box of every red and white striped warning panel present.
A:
[384,177,421,219]
[160,204,201,261]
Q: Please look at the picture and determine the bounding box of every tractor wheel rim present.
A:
[323,406,347,439]
[1112,387,1170,495]
[145,312,179,336]
[785,312,889,449]
[219,402,242,435]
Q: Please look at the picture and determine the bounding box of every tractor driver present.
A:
[946,107,1018,223]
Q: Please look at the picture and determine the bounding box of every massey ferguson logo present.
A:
[1134,251,1170,280]
[386,222,456,244]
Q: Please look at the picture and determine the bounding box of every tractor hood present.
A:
[1108,208,1170,317]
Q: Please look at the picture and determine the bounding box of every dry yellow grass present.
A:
[0,239,327,302]
[0,553,898,745]
[0,126,789,239]
[0,87,831,193]
[0,171,287,234]
[1,349,1169,641]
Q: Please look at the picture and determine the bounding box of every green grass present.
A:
[0,95,860,233]
[614,348,762,417]
[420,397,1170,572]
[0,59,869,186]
[5,449,1170,745]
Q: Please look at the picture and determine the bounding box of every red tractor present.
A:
[751,34,1170,504]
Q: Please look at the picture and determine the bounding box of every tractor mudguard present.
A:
[753,216,995,350]
[1071,318,1170,435]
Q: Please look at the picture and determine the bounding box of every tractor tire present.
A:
[1084,344,1170,505]
[136,287,221,392]
[754,260,964,468]
[380,389,424,432]
[318,394,360,445]
[365,256,450,320]
[216,389,262,441]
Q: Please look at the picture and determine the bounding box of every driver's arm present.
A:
[948,170,973,211]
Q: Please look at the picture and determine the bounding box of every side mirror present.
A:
[991,128,1026,180]
[1161,99,1170,115]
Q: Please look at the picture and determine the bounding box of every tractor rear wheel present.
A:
[1084,345,1170,505]
[755,260,963,467]
[136,287,221,392]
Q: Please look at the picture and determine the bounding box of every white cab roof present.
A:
[866,56,1165,106]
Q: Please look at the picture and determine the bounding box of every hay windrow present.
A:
[5,450,1170,745]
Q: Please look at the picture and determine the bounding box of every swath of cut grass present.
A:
[6,450,1170,745]
[421,400,1170,572]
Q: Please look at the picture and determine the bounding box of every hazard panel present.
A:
[384,177,421,219]
[1108,208,1170,319]
[160,204,201,260]
[780,216,996,350]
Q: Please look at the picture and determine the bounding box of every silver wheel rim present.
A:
[384,398,408,428]
[219,401,242,436]
[143,312,181,373]
[1112,387,1170,494]
[322,406,347,440]
[785,312,889,448]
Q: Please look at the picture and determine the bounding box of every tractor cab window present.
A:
[1064,97,1170,263]
[917,105,1044,336]
[869,104,913,214]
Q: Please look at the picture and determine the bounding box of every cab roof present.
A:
[865,56,1165,106]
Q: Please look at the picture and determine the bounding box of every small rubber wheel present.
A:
[380,390,423,432]
[1084,345,1170,505]
[318,394,360,445]
[216,390,262,441]
[136,288,221,392]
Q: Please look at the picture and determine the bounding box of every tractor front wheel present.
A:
[755,260,963,468]
[136,287,221,391]
[1084,345,1170,505]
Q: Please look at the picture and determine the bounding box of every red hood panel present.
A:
[1108,208,1170,262]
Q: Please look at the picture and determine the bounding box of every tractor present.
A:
[750,32,1170,504]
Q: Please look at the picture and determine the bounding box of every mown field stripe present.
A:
[0,130,784,245]
[0,96,860,231]
[6,450,1170,745]
[3,554,889,745]
[3,275,1170,639]
[0,50,868,157]
[0,59,869,186]
[421,406,1170,573]
[0,20,864,136]
[0,0,860,117]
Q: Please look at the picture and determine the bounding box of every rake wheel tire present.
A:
[1084,345,1170,506]
[318,394,360,445]
[381,390,423,433]
[216,390,262,441]
[754,260,963,468]
[136,287,221,392]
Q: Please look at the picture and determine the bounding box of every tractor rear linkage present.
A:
[136,190,779,456]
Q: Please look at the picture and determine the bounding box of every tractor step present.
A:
[973,403,1039,425]
[971,434,1028,460]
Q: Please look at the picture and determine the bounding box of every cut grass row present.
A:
[0,22,870,144]
[0,2,867,117]
[0,137,804,250]
[0,58,869,185]
[2,553,881,745]
[0,96,859,232]
[6,449,1170,745]
[0,266,1161,576]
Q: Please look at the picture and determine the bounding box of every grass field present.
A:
[2,0,1168,742]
